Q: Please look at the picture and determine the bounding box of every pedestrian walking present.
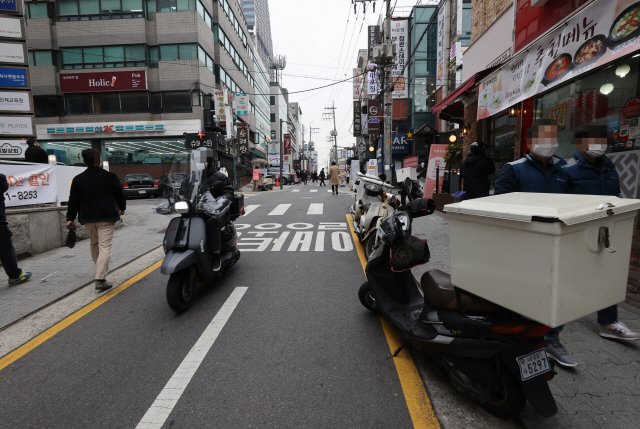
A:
[313,171,318,183]
[0,174,32,287]
[329,162,340,194]
[24,138,49,164]
[252,165,261,191]
[319,168,326,186]
[460,141,495,199]
[494,119,576,367]
[564,126,639,341]
[302,170,308,185]
[66,149,126,292]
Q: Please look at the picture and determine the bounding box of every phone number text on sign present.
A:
[3,164,58,207]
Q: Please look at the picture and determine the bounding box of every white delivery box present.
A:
[444,193,640,327]
[396,167,417,183]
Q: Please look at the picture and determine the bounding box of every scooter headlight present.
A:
[175,201,189,213]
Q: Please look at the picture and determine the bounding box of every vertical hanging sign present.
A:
[353,100,362,137]
[353,68,362,99]
[368,26,380,60]
[391,20,408,99]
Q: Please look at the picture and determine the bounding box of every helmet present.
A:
[470,141,487,155]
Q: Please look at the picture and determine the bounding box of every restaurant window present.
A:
[162,92,192,113]
[121,92,149,113]
[58,0,144,21]
[65,94,93,115]
[93,92,121,114]
[64,92,150,115]
[534,54,640,158]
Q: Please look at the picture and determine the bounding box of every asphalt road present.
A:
[0,186,417,428]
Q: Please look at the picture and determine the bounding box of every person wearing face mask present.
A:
[494,119,571,195]
[563,126,639,342]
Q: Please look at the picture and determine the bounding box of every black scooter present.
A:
[358,199,558,418]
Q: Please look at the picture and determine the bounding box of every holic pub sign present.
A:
[59,71,147,93]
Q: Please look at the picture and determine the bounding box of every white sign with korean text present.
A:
[0,17,22,39]
[391,20,409,99]
[0,139,27,157]
[3,164,58,207]
[353,68,362,99]
[436,1,448,90]
[0,42,25,64]
[0,91,30,112]
[268,155,280,166]
[0,115,33,136]
[367,64,379,95]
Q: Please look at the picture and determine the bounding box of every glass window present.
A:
[270,113,275,122]
[178,44,197,60]
[65,94,93,115]
[146,0,157,19]
[157,0,177,12]
[63,48,83,65]
[150,47,159,67]
[120,92,149,113]
[102,0,121,11]
[151,92,162,113]
[177,0,195,11]
[198,46,206,64]
[162,92,192,113]
[122,0,143,12]
[84,47,104,64]
[59,0,79,16]
[27,3,49,18]
[125,45,145,62]
[487,113,517,174]
[160,45,178,61]
[34,96,58,117]
[33,51,53,66]
[80,0,100,15]
[205,13,211,29]
[270,96,275,105]
[104,45,125,63]
[94,92,121,114]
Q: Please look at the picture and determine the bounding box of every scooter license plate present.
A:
[139,190,146,194]
[517,349,551,381]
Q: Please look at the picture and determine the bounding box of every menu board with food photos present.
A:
[478,0,640,121]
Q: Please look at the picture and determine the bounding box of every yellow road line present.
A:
[347,214,440,429]
[0,260,163,372]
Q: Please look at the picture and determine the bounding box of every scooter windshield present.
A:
[165,148,211,204]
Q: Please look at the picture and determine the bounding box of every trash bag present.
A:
[153,201,174,214]
[66,226,76,249]
[197,192,231,218]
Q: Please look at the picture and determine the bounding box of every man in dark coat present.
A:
[67,149,126,292]
[318,168,326,186]
[460,141,495,199]
[0,174,32,286]
[24,138,49,164]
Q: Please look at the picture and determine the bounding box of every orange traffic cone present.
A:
[275,174,280,187]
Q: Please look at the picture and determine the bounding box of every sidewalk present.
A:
[0,200,168,330]
[410,213,640,429]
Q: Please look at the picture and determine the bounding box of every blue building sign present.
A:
[0,67,27,88]
[0,0,18,12]
[391,133,411,154]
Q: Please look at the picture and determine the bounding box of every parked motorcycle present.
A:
[358,199,557,418]
[401,176,423,205]
[160,146,243,313]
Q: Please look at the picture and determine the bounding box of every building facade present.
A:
[241,0,273,70]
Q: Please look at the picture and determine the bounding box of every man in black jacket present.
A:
[24,138,49,164]
[460,141,495,199]
[66,149,126,292]
[0,174,32,286]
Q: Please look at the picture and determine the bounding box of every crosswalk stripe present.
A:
[268,204,291,216]
[310,189,317,193]
[243,205,260,216]
[327,190,333,193]
[291,189,300,193]
[307,203,323,215]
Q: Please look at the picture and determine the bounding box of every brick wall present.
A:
[471,0,513,45]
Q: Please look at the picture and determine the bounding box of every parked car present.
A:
[121,174,160,198]
[158,173,189,198]
[267,168,295,185]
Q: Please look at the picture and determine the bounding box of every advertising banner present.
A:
[362,112,368,135]
[0,139,27,157]
[367,64,379,95]
[391,20,409,99]
[3,164,57,207]
[392,133,411,154]
[367,159,378,176]
[60,71,147,92]
[353,100,362,137]
[353,68,362,99]
[235,93,248,116]
[450,42,462,69]
[0,91,31,112]
[478,0,640,121]
[350,160,360,190]
[368,26,380,59]
[0,42,25,64]
[367,99,381,134]
[450,0,462,41]
[268,142,279,155]
[0,67,28,88]
[213,89,226,121]
[237,126,248,156]
[268,155,280,166]
[436,2,448,89]
[0,0,18,12]
[0,17,22,39]
[284,134,291,154]
[423,144,448,199]
[0,115,33,136]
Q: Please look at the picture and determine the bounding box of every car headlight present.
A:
[175,201,189,213]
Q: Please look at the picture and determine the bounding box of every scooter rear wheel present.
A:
[481,368,526,418]
[358,282,377,312]
[363,234,377,260]
[166,268,194,313]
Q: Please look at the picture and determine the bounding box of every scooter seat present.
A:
[421,270,499,312]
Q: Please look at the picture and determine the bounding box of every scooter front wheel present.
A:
[358,282,377,312]
[481,368,526,418]
[166,268,194,313]
[363,234,377,260]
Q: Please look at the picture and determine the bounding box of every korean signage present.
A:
[392,133,411,154]
[0,42,26,64]
[213,89,226,121]
[436,2,448,89]
[353,100,362,137]
[353,68,362,99]
[237,126,248,155]
[0,17,22,39]
[450,0,462,42]
[0,91,30,113]
[368,25,380,59]
[391,19,409,99]
[362,112,368,135]
[0,138,27,158]
[0,67,27,88]
[423,144,448,199]
[235,93,248,116]
[3,164,57,208]
[0,115,33,136]
[184,132,219,150]
[367,99,381,134]
[45,123,165,134]
[268,155,280,166]
[284,134,291,154]
[367,64,379,95]
[478,0,640,121]
[450,42,462,69]
[59,71,147,92]
[268,142,279,155]
[0,0,18,12]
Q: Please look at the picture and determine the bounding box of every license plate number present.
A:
[517,349,551,381]
[139,190,146,194]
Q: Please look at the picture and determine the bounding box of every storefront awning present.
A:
[249,149,265,158]
[432,67,499,123]
[432,76,477,115]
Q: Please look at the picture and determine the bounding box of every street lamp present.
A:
[280,119,294,190]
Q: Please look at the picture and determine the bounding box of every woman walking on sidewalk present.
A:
[252,165,261,191]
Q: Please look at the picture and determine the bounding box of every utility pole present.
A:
[323,102,337,163]
[383,0,393,181]
[279,118,293,190]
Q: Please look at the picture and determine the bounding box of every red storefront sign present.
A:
[59,71,147,92]
[623,97,640,119]
[367,99,381,134]
[423,144,448,199]
[284,134,291,154]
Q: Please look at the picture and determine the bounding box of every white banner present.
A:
[0,42,25,64]
[0,91,31,112]
[350,160,360,190]
[0,115,33,136]
[367,64,379,95]
[353,68,362,99]
[436,2,448,90]
[268,155,280,166]
[0,139,27,158]
[0,17,22,39]
[3,164,57,207]
[367,159,377,176]
[391,20,409,99]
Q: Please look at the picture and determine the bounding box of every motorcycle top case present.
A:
[232,193,245,217]
[444,193,640,327]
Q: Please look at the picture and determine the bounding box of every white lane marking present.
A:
[307,203,323,215]
[287,231,313,251]
[319,222,347,230]
[237,238,273,251]
[310,189,318,193]
[268,204,291,216]
[332,231,354,251]
[271,231,290,251]
[286,223,314,230]
[327,190,333,193]
[243,205,260,216]
[315,231,325,251]
[136,287,247,429]
[291,189,300,193]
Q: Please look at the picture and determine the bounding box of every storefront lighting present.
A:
[634,53,640,58]
[600,80,614,95]
[48,155,57,165]
[369,146,375,151]
[461,122,470,137]
[102,161,110,171]
[616,64,631,77]
[508,106,518,117]
[449,135,457,143]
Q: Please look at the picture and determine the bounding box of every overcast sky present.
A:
[268,0,436,168]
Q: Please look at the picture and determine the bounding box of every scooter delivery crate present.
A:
[444,193,640,328]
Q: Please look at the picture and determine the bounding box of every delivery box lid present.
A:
[444,193,640,225]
